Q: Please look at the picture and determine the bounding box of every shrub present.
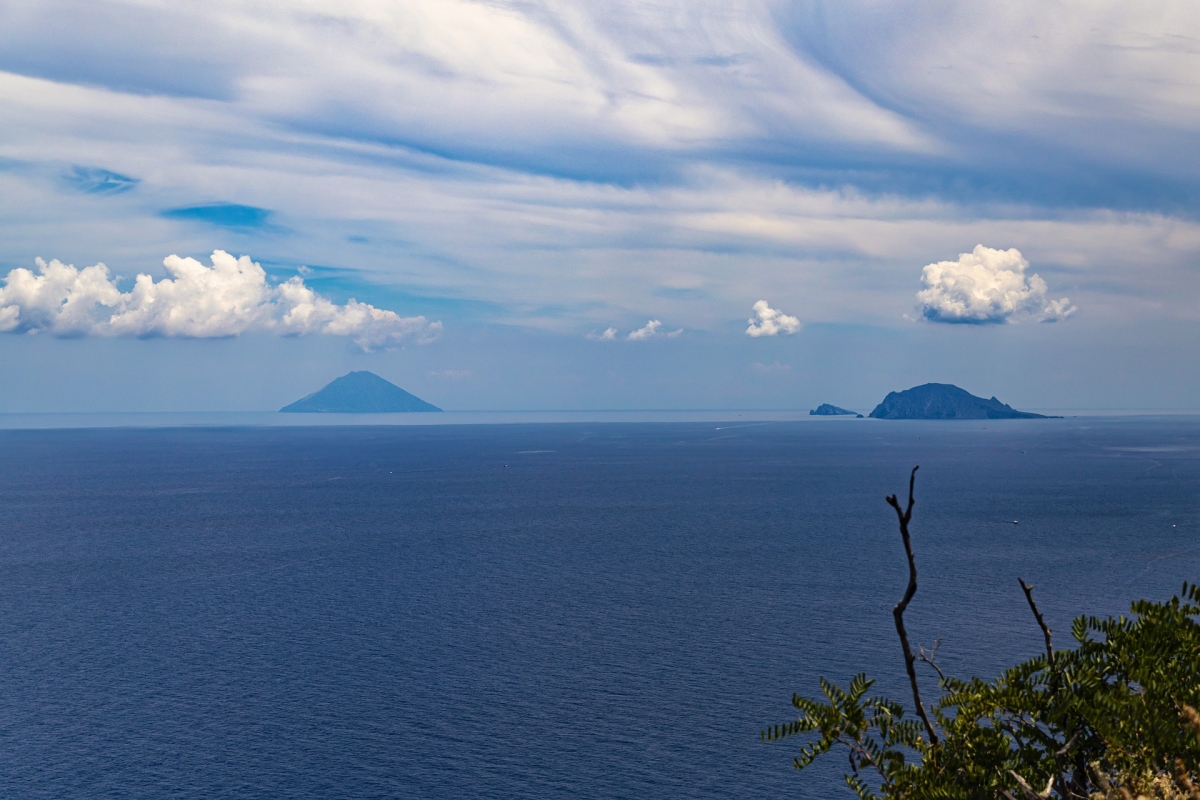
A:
[763,468,1200,800]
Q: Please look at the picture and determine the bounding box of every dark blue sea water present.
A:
[0,418,1197,798]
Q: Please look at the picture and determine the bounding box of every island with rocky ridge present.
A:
[868,383,1057,420]
[810,404,862,417]
[280,371,441,413]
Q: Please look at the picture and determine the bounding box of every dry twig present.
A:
[886,466,939,747]
[1009,770,1055,799]
[918,637,947,685]
[1018,577,1054,666]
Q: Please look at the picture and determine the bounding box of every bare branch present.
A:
[1054,730,1079,758]
[840,733,888,782]
[999,719,1028,752]
[1018,577,1054,666]
[1016,581,1081,797]
[1008,770,1054,799]
[918,638,947,685]
[886,466,939,747]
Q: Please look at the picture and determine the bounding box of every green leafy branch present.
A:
[763,467,1200,800]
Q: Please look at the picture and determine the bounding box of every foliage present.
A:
[763,470,1200,800]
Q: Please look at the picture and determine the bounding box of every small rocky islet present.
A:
[809,404,862,418]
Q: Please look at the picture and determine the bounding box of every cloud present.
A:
[587,327,617,341]
[11,0,1197,212]
[745,300,800,337]
[2,5,1199,344]
[916,245,1076,324]
[0,250,440,350]
[627,320,683,340]
[628,320,661,340]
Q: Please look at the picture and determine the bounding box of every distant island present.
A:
[280,371,441,413]
[868,383,1057,420]
[810,404,862,418]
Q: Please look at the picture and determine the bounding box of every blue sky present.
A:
[0,1,1198,412]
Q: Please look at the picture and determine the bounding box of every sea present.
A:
[0,415,1197,798]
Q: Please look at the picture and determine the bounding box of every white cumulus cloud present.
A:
[628,320,661,340]
[627,320,682,340]
[745,300,801,337]
[916,245,1076,324]
[587,327,617,341]
[0,250,441,350]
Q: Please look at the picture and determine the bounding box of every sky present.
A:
[1,0,1198,412]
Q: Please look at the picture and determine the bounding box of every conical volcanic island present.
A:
[281,371,441,413]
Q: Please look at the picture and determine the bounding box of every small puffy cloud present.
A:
[627,320,683,340]
[587,327,617,341]
[628,320,662,340]
[745,300,801,337]
[916,245,1076,324]
[0,250,440,350]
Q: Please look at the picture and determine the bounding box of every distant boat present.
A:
[280,371,441,413]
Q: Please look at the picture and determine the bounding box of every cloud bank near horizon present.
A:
[0,251,441,350]
[916,245,1076,325]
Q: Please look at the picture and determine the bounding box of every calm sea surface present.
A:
[0,418,1197,798]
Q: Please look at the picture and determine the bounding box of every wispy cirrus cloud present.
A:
[1,0,1191,204]
[0,0,1197,353]
[1,2,1200,413]
[0,250,440,350]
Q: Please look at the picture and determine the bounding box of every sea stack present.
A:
[281,371,441,413]
[868,383,1054,420]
